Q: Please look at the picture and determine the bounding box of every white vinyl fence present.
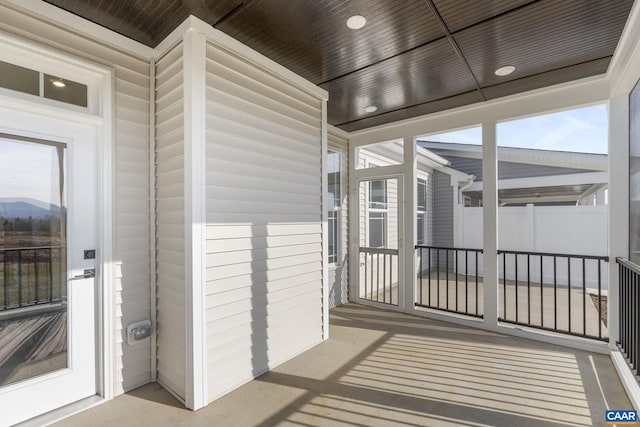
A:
[456,205,608,289]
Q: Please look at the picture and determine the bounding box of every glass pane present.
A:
[368,212,387,248]
[0,137,67,387]
[328,151,341,209]
[417,212,425,245]
[328,211,338,264]
[417,178,427,211]
[0,61,39,96]
[44,74,88,108]
[369,180,387,209]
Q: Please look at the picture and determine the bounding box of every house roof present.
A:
[40,0,635,132]
[418,141,608,172]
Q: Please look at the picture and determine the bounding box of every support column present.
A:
[403,136,417,311]
[608,95,630,348]
[482,121,499,329]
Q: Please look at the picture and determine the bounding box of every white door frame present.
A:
[0,31,115,407]
[351,173,405,311]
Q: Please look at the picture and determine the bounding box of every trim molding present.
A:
[156,16,328,101]
[182,28,208,410]
[611,350,640,411]
[322,98,329,339]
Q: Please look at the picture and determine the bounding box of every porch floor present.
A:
[56,304,630,427]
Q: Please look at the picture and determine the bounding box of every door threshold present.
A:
[17,395,104,427]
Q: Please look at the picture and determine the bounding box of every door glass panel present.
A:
[0,137,67,387]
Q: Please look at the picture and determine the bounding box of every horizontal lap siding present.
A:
[0,6,152,395]
[205,42,323,402]
[328,128,349,307]
[155,44,186,400]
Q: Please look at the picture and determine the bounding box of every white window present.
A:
[328,150,341,265]
[417,177,427,245]
[368,179,387,248]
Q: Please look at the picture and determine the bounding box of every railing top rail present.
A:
[415,245,483,253]
[617,257,640,275]
[0,245,64,252]
[498,249,608,261]
[359,247,399,255]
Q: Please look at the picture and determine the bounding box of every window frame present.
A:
[416,177,428,246]
[327,149,342,267]
[367,176,389,248]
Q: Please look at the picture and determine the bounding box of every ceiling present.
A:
[43,0,635,132]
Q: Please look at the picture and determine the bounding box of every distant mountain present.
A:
[0,198,61,219]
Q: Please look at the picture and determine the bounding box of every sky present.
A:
[421,104,608,154]
[0,138,61,206]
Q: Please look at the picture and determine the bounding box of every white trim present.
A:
[464,171,608,193]
[148,59,158,383]
[609,0,640,96]
[155,16,328,101]
[482,121,499,330]
[154,16,195,60]
[3,0,153,59]
[608,96,630,348]
[438,166,473,183]
[349,75,608,145]
[182,28,208,411]
[100,65,116,403]
[418,141,608,171]
[328,124,349,139]
[0,30,108,116]
[348,141,359,302]
[611,350,640,411]
[322,98,329,339]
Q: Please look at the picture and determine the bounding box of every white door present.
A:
[0,106,98,426]
[357,177,403,308]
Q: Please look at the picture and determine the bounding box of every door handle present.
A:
[70,268,96,280]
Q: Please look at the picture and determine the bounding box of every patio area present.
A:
[55,304,629,427]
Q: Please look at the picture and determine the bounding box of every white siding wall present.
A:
[0,6,152,394]
[328,127,349,307]
[154,44,186,401]
[204,42,324,401]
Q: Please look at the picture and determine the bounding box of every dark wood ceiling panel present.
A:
[40,1,635,131]
[482,57,611,101]
[433,0,536,32]
[322,38,478,125]
[215,0,444,84]
[338,91,484,133]
[454,0,633,88]
[43,0,243,46]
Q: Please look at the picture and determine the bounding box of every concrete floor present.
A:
[56,304,630,427]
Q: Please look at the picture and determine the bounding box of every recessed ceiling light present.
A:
[346,15,366,30]
[52,80,66,88]
[494,65,515,77]
[364,105,377,113]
